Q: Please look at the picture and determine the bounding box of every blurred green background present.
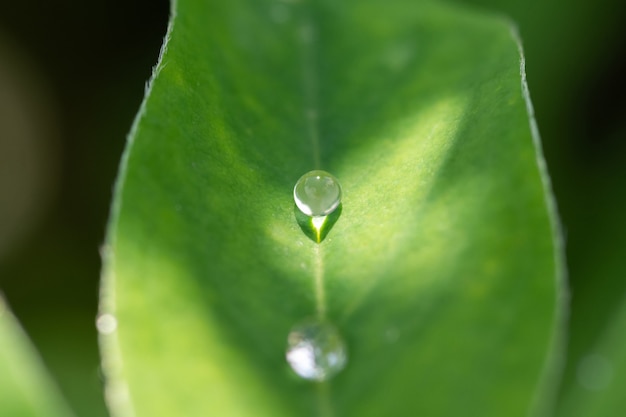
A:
[0,0,624,416]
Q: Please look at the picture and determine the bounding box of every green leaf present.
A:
[0,297,75,417]
[100,0,564,416]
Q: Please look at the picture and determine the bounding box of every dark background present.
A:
[0,0,624,416]
[1,1,169,415]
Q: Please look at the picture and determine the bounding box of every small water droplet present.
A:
[294,170,342,217]
[99,244,112,259]
[286,319,347,381]
[96,313,118,335]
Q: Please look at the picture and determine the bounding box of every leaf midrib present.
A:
[298,3,336,416]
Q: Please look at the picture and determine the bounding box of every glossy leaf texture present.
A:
[0,298,74,417]
[100,0,565,416]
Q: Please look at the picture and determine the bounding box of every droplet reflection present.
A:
[286,319,347,382]
[311,215,326,232]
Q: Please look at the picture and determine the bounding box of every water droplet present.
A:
[286,319,347,381]
[294,170,342,217]
[96,313,118,335]
[99,244,112,259]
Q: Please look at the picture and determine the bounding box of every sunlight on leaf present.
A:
[100,0,565,416]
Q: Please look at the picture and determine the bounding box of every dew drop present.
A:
[294,170,342,217]
[96,313,118,335]
[286,319,347,381]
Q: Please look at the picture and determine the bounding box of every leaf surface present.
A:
[0,298,74,417]
[101,0,564,416]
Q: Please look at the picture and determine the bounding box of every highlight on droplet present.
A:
[311,215,326,233]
